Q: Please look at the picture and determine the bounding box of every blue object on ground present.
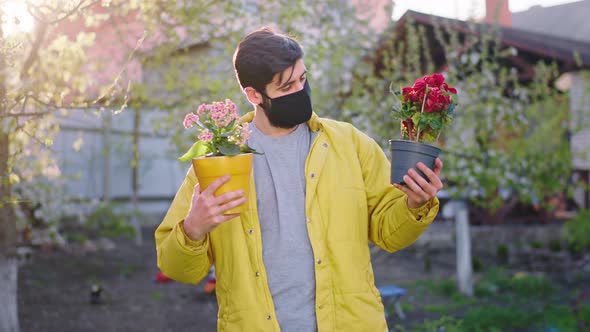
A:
[378,285,407,321]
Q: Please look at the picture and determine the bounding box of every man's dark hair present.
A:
[233,27,304,93]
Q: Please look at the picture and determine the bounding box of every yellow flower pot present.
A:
[191,153,253,214]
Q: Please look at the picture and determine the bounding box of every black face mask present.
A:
[259,80,313,129]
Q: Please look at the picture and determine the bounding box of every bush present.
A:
[496,244,509,264]
[85,203,135,239]
[462,304,539,331]
[426,278,459,297]
[478,268,553,297]
[564,209,590,254]
[548,239,562,252]
[472,256,484,272]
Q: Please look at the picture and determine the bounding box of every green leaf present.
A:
[241,145,263,155]
[218,143,241,156]
[219,131,233,138]
[178,141,209,161]
[430,117,442,129]
[201,121,217,133]
[412,113,421,126]
[226,118,236,130]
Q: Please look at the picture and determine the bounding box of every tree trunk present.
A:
[0,7,20,330]
[0,131,20,332]
[455,201,473,297]
[102,112,111,202]
[0,257,19,332]
[131,108,142,245]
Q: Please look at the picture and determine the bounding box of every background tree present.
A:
[0,0,135,329]
[340,16,589,224]
[0,1,387,329]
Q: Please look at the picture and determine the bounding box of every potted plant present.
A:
[389,73,457,184]
[178,99,258,213]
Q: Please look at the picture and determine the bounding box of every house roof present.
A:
[387,10,590,70]
[512,0,590,44]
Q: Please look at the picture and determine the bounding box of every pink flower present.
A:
[225,99,239,118]
[196,104,209,116]
[183,113,199,129]
[235,123,252,146]
[198,130,213,142]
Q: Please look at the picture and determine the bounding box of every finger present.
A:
[202,175,231,197]
[403,174,430,202]
[416,162,443,190]
[211,197,246,216]
[434,158,443,176]
[408,168,437,197]
[216,213,241,224]
[212,189,245,205]
[393,183,409,194]
[192,183,201,203]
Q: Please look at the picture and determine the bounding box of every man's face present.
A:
[263,59,307,98]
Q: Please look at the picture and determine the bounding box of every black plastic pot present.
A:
[389,139,441,185]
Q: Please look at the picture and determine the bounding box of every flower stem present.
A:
[416,90,428,142]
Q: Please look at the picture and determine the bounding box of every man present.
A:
[155,27,443,332]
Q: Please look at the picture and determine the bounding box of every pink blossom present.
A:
[198,130,213,142]
[183,113,199,129]
[236,123,252,146]
[210,101,230,127]
[225,99,239,119]
[196,104,208,116]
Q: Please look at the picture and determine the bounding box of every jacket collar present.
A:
[239,111,322,132]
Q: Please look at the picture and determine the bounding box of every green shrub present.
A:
[415,315,465,332]
[496,244,509,264]
[472,256,484,272]
[564,209,590,254]
[474,280,499,297]
[506,273,553,297]
[548,239,562,252]
[85,203,135,238]
[426,278,458,297]
[541,304,580,332]
[462,304,540,331]
[478,268,553,297]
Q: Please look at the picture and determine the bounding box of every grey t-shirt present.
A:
[247,122,317,332]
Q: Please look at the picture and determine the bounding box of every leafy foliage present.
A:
[342,15,589,215]
[564,209,590,252]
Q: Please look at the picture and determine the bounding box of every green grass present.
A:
[391,267,586,332]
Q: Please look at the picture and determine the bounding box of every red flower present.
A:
[443,83,457,94]
[423,88,451,113]
[402,86,413,95]
[426,73,445,88]
[413,77,427,92]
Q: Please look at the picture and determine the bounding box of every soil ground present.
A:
[18,226,588,332]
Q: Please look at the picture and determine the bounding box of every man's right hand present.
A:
[183,175,246,241]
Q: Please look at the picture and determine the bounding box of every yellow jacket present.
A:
[155,112,439,331]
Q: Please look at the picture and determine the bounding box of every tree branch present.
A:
[3,111,52,118]
[19,21,47,80]
[48,0,101,25]
[15,124,56,153]
[21,0,101,80]
[26,0,101,25]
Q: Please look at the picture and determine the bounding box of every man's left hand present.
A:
[393,158,443,209]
